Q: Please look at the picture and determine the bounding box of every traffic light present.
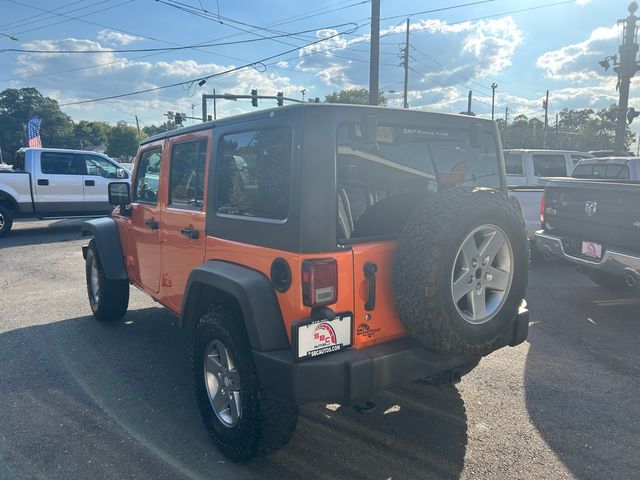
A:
[251,89,258,107]
[175,112,183,125]
[277,91,284,107]
[628,107,640,124]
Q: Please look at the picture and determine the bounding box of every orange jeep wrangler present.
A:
[81,104,529,463]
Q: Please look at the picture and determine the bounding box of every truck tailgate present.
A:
[545,179,640,253]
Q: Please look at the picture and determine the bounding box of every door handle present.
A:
[144,219,159,230]
[37,179,49,186]
[180,227,199,239]
[364,262,377,311]
[85,180,95,186]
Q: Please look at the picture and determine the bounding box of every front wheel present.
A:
[193,306,298,463]
[85,240,129,320]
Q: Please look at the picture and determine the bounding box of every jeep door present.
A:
[160,134,208,311]
[129,146,164,293]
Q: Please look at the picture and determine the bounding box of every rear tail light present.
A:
[540,193,546,226]
[302,259,337,307]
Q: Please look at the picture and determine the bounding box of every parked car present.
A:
[505,149,593,243]
[0,147,130,237]
[81,104,529,462]
[535,177,640,290]
[573,156,640,179]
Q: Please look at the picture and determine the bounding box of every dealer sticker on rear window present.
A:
[293,313,353,361]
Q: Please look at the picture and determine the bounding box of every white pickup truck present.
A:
[0,148,130,237]
[505,149,593,244]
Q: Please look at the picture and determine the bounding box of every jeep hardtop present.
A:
[81,103,529,463]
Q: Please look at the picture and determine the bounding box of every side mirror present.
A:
[108,182,130,206]
[116,168,127,179]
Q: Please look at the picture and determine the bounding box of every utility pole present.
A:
[402,18,410,109]
[505,106,509,123]
[467,90,472,114]
[491,83,497,120]
[213,88,217,120]
[191,104,196,124]
[368,0,380,105]
[134,115,141,141]
[543,89,549,149]
[555,113,559,149]
[300,89,306,102]
[614,3,639,153]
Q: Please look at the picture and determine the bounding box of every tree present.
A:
[106,121,139,160]
[0,87,75,160]
[142,121,179,137]
[324,88,387,106]
[74,120,110,149]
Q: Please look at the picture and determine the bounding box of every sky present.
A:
[1,0,639,145]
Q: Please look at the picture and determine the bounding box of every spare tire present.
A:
[393,187,528,356]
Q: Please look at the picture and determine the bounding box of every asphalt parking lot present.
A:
[0,219,638,480]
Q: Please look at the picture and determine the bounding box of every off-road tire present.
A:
[584,268,638,291]
[85,240,129,321]
[393,187,528,356]
[0,205,13,238]
[193,305,298,463]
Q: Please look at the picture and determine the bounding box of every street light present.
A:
[598,55,618,71]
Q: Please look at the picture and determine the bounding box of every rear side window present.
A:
[216,127,292,220]
[532,154,567,177]
[505,153,524,175]
[573,163,630,179]
[168,139,207,209]
[134,148,162,203]
[41,152,79,175]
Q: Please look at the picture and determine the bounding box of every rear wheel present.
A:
[584,268,638,291]
[85,240,129,320]
[193,305,298,463]
[0,205,13,238]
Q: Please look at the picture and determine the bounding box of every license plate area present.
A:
[581,240,603,260]
[292,313,353,361]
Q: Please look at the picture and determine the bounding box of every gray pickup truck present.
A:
[535,177,640,290]
[0,148,129,237]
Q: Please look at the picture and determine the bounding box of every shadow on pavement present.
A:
[0,307,468,480]
[524,262,640,480]
[0,219,85,249]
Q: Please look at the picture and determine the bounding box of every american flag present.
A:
[27,115,42,148]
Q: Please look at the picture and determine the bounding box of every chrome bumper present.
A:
[534,230,640,277]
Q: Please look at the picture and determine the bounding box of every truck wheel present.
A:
[0,205,13,238]
[584,268,638,291]
[393,187,528,356]
[85,240,129,321]
[193,305,298,463]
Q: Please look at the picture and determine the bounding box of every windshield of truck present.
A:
[336,122,502,241]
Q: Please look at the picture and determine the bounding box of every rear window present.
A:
[505,153,524,175]
[336,122,502,240]
[40,152,79,175]
[573,163,630,179]
[532,154,567,177]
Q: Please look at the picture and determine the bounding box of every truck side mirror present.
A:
[108,182,130,206]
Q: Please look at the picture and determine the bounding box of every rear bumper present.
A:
[253,304,529,405]
[535,230,640,276]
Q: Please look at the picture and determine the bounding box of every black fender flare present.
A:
[0,190,20,213]
[80,217,128,281]
[181,261,290,352]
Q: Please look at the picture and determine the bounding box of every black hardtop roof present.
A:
[139,103,494,146]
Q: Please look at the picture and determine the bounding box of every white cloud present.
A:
[96,30,141,45]
[536,25,618,81]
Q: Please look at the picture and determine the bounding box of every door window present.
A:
[504,153,524,175]
[82,155,121,178]
[216,127,292,220]
[532,154,567,177]
[40,152,80,175]
[168,139,207,209]
[133,148,162,204]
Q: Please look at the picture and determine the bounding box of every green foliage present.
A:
[74,120,110,149]
[0,88,75,159]
[499,105,635,151]
[324,88,387,106]
[142,121,179,137]
[105,121,139,160]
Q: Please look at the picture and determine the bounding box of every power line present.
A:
[1,23,356,54]
[381,0,495,21]
[58,24,359,107]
